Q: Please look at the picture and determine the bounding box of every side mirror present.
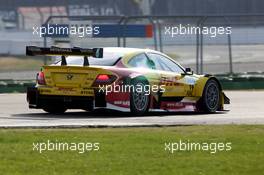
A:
[184,67,193,75]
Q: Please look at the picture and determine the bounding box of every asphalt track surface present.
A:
[0,91,263,128]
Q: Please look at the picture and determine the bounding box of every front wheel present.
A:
[199,79,220,113]
[130,78,150,115]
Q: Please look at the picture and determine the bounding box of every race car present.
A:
[26,46,230,115]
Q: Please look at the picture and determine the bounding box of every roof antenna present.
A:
[61,55,67,66]
[83,56,89,66]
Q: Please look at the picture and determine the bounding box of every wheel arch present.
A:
[195,76,223,97]
[195,76,223,112]
[131,75,149,83]
[209,77,223,91]
[129,75,150,115]
[124,73,150,85]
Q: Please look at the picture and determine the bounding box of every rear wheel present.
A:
[130,78,150,115]
[43,106,67,114]
[82,103,94,112]
[199,79,220,113]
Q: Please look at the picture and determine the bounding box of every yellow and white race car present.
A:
[26,46,230,115]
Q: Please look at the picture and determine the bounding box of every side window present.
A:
[148,53,184,73]
[128,53,155,69]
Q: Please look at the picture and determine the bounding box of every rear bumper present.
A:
[27,87,105,109]
[27,87,38,108]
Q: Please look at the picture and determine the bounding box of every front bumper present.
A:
[27,87,105,109]
[223,92,230,104]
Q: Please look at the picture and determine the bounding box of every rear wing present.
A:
[26,46,103,66]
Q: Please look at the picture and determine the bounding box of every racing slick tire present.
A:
[130,78,150,115]
[199,79,220,113]
[43,106,67,114]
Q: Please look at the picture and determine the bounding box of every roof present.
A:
[55,47,159,66]
[103,47,157,54]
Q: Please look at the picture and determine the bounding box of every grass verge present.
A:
[0,56,50,72]
[0,125,263,175]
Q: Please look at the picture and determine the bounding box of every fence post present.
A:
[199,17,207,74]
[228,34,233,74]
[122,18,128,47]
[117,16,126,47]
[196,18,203,74]
[200,31,203,74]
[224,16,233,75]
[43,16,52,65]
[150,18,158,51]
[157,20,163,52]
[43,36,47,65]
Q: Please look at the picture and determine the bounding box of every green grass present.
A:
[0,125,263,175]
[0,56,52,72]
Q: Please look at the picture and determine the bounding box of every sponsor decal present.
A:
[114,100,130,106]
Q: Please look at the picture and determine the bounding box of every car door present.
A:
[147,53,190,98]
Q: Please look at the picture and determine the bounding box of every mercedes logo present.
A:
[66,74,74,80]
